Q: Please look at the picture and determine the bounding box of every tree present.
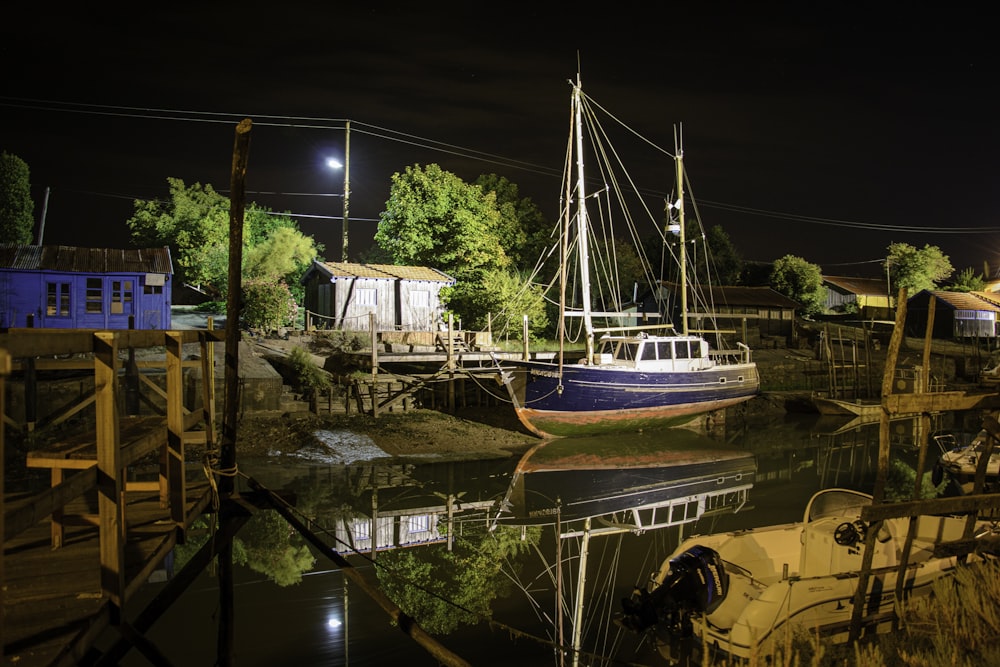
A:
[885,242,953,294]
[127,178,317,298]
[474,174,551,269]
[943,266,985,292]
[769,254,826,317]
[243,226,319,302]
[374,164,510,282]
[696,225,743,285]
[0,151,35,244]
[376,524,539,635]
[447,268,548,340]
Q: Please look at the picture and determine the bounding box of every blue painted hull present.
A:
[506,360,760,438]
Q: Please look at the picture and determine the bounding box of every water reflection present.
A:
[106,408,986,666]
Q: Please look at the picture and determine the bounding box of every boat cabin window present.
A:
[640,343,657,360]
[601,341,639,361]
[657,342,674,359]
[675,341,691,359]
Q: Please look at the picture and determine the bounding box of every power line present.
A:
[4,97,999,237]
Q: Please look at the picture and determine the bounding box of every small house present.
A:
[906,290,1000,339]
[646,283,800,346]
[822,276,892,319]
[301,261,455,331]
[0,244,173,329]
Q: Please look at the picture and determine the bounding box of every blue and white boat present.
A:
[502,79,759,438]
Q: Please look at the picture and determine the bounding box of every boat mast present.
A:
[675,128,688,335]
[573,80,595,360]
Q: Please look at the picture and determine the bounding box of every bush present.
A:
[242,280,298,334]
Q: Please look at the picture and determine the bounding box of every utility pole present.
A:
[342,120,351,262]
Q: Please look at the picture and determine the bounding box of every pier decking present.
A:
[2,328,224,667]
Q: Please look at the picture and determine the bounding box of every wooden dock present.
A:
[2,328,224,667]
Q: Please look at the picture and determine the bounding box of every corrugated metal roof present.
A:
[0,244,173,274]
[927,290,1000,312]
[823,275,888,296]
[314,261,455,283]
[657,282,800,308]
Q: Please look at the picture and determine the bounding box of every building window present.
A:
[111,280,133,314]
[86,278,103,313]
[46,282,71,316]
[143,284,163,295]
[411,290,429,308]
[356,288,377,306]
[407,515,432,533]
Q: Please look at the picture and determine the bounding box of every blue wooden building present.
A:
[0,244,173,329]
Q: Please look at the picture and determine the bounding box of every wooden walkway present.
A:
[2,328,224,667]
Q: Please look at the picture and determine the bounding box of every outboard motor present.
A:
[618,545,729,634]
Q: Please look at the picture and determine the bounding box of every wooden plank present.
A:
[0,397,83,536]
[885,391,1000,414]
[861,493,1000,522]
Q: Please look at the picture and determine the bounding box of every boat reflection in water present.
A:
[497,429,756,529]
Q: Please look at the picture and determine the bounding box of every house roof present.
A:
[822,276,888,296]
[0,244,173,274]
[912,290,1000,313]
[309,261,455,283]
[656,282,800,308]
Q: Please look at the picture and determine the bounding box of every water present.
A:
[97,408,980,666]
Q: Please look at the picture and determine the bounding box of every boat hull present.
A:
[811,396,882,417]
[506,360,760,438]
[501,434,756,523]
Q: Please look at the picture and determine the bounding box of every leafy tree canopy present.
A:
[474,173,551,269]
[0,151,35,245]
[374,164,510,281]
[769,254,826,317]
[127,177,318,298]
[942,266,984,292]
[376,523,539,635]
[885,242,953,294]
[446,268,549,340]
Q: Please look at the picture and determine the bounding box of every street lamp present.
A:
[326,121,351,263]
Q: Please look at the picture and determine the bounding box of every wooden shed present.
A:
[906,290,1000,339]
[822,275,892,319]
[301,261,455,331]
[646,283,800,345]
[0,244,173,329]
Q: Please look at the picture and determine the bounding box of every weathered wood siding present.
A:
[302,261,454,332]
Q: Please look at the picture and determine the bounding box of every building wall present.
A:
[304,272,447,331]
[0,269,171,329]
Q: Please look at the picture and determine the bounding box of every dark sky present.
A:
[2,5,997,279]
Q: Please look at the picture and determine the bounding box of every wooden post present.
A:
[165,332,186,524]
[94,331,125,622]
[203,317,218,451]
[522,315,529,361]
[447,313,455,413]
[849,287,907,641]
[370,312,378,417]
[0,349,9,648]
[218,117,252,667]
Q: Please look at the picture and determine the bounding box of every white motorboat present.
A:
[618,487,997,661]
[933,430,1000,491]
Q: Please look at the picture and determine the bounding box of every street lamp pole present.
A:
[342,121,351,262]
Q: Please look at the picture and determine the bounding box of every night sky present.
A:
[2,5,997,279]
